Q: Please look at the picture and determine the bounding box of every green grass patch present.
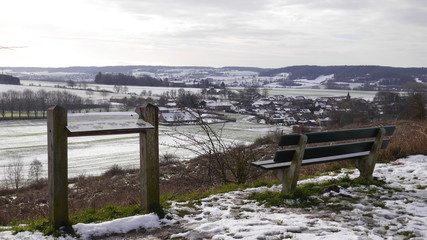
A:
[398,230,417,239]
[4,204,161,237]
[70,204,145,224]
[248,176,388,210]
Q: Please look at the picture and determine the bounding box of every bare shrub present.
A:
[160,153,179,165]
[166,113,263,185]
[379,120,427,162]
[225,145,264,184]
[103,164,126,178]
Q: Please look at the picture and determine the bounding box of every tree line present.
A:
[94,72,166,87]
[0,74,20,85]
[329,90,426,126]
[0,89,105,120]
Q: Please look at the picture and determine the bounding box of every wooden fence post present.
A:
[136,104,160,211]
[47,105,69,227]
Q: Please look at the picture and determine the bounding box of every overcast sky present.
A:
[1,0,426,68]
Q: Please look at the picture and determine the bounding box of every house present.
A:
[159,110,199,125]
[201,100,234,111]
[168,81,186,87]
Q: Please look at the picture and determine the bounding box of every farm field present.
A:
[0,112,290,187]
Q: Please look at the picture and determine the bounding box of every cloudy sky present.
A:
[1,0,426,68]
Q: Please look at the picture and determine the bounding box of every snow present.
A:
[294,74,335,87]
[1,155,426,239]
[73,213,171,240]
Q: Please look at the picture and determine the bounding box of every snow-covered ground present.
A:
[1,155,426,239]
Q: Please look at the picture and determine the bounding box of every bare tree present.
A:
[0,92,6,119]
[4,157,24,189]
[22,89,34,118]
[36,89,48,117]
[86,90,94,98]
[113,85,122,93]
[28,159,43,183]
[101,90,109,100]
[66,80,76,89]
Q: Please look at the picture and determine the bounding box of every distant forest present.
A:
[0,74,20,85]
[259,65,427,85]
[94,72,166,86]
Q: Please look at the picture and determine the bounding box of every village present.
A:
[154,87,377,129]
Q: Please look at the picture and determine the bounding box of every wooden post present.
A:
[356,127,385,180]
[136,104,160,211]
[47,105,69,227]
[275,134,307,193]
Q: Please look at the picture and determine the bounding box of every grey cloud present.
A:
[106,0,274,17]
[278,0,377,10]
[390,7,427,28]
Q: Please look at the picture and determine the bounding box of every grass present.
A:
[248,176,388,210]
[398,230,417,239]
[4,204,151,237]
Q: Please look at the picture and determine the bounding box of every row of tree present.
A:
[0,89,105,119]
[329,90,426,126]
[0,74,20,85]
[95,72,165,86]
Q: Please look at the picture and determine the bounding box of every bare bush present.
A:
[166,113,263,184]
[160,153,179,166]
[103,164,126,178]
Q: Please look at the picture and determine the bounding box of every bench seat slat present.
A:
[258,151,370,170]
[251,159,275,166]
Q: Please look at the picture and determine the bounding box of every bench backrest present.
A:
[275,126,395,163]
[279,126,395,146]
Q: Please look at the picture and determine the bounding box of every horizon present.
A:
[1,0,427,68]
[2,64,427,70]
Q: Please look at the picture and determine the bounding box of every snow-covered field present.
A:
[0,113,290,186]
[1,155,426,239]
[0,81,204,101]
[266,88,377,100]
[1,80,378,102]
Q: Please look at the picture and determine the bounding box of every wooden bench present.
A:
[252,126,395,192]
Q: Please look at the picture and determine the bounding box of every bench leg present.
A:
[355,157,375,181]
[355,127,385,181]
[275,134,307,193]
[274,169,294,192]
